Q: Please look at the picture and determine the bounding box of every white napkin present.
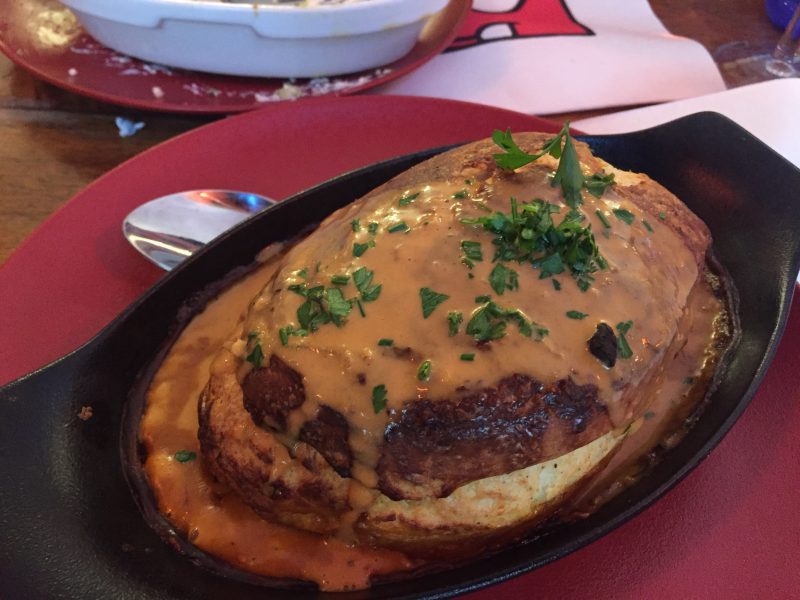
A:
[574,79,800,169]
[379,0,725,115]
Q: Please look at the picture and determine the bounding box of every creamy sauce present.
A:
[139,147,731,590]
[140,257,417,591]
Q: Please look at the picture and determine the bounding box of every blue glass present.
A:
[765,0,800,36]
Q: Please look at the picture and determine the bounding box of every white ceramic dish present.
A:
[59,0,450,78]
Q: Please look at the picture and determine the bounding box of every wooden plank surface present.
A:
[0,0,782,266]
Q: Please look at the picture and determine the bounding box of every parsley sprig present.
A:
[493,124,616,208]
[461,198,607,291]
[466,301,548,342]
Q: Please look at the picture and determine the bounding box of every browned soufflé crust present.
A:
[196,130,714,555]
[377,376,610,500]
[198,352,349,534]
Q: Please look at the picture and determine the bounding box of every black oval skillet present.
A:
[1,113,799,599]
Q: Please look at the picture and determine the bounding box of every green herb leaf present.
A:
[287,283,307,296]
[398,192,420,206]
[371,384,387,414]
[324,287,352,326]
[353,242,370,257]
[460,353,475,361]
[387,222,410,234]
[420,287,450,318]
[566,310,589,320]
[551,129,584,209]
[683,376,694,385]
[492,124,566,170]
[174,450,196,463]
[447,311,463,336]
[612,208,635,225]
[331,275,350,286]
[489,263,519,295]
[466,301,547,342]
[278,325,307,346]
[584,172,616,198]
[658,211,667,221]
[378,338,394,346]
[452,190,469,199]
[643,220,654,233]
[417,360,432,382]
[461,240,483,262]
[552,279,562,291]
[351,219,360,232]
[595,209,611,229]
[474,295,492,303]
[296,268,308,280]
[245,342,264,368]
[616,320,634,359]
[352,267,382,302]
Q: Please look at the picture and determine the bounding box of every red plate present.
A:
[0,0,468,113]
[1,96,798,598]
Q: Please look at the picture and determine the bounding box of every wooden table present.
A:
[0,0,782,266]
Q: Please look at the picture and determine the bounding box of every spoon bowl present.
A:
[123,189,276,271]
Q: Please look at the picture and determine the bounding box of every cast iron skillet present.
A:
[1,113,799,599]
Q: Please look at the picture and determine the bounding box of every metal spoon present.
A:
[122,190,276,271]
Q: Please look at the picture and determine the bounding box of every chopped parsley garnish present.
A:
[464,178,474,185]
[245,341,264,368]
[466,301,547,342]
[353,242,370,257]
[474,295,492,303]
[355,298,366,317]
[461,240,483,262]
[417,360,432,382]
[371,384,387,414]
[287,283,307,295]
[566,310,589,320]
[462,197,606,291]
[489,263,519,295]
[331,274,350,286]
[453,190,469,199]
[387,222,409,234]
[552,279,561,291]
[398,192,420,206]
[584,172,616,198]
[447,311,463,336]
[352,267,382,302]
[460,353,475,361]
[351,219,361,232]
[378,338,394,346]
[684,376,694,385]
[612,208,635,225]
[279,325,308,346]
[616,320,634,359]
[420,287,449,318]
[291,284,353,334]
[658,211,667,220]
[174,450,196,463]
[643,220,654,233]
[296,268,309,280]
[595,210,611,229]
[368,222,379,235]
